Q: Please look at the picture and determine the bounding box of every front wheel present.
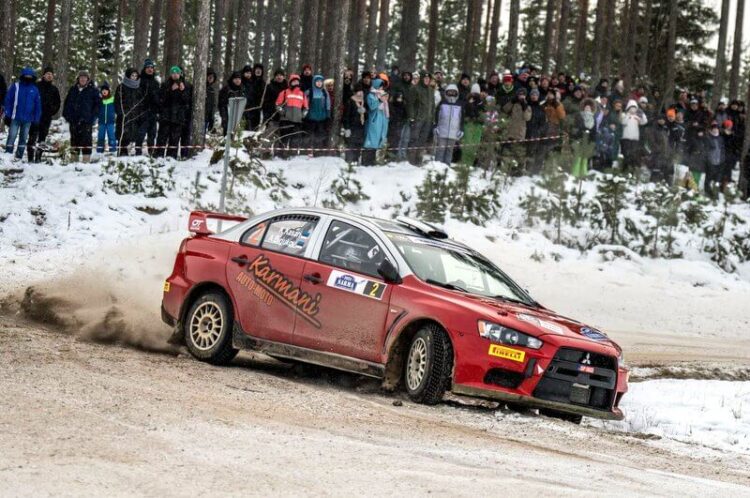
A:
[184,292,238,365]
[404,325,453,405]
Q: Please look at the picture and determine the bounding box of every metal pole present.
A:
[217,102,236,232]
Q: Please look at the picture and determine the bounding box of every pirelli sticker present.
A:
[326,270,387,300]
[488,344,525,363]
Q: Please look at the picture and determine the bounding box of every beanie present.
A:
[502,73,513,84]
[470,83,481,94]
[143,58,155,68]
[170,66,182,75]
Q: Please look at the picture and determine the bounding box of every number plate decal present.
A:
[327,270,387,300]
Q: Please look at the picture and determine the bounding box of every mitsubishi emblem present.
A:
[581,353,591,365]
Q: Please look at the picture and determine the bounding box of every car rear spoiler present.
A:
[188,211,248,236]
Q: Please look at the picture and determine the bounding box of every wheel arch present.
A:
[178,281,237,334]
[382,317,454,391]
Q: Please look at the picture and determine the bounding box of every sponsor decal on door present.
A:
[326,270,387,300]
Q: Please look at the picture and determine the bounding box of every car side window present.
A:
[319,220,386,278]
[258,216,319,256]
[240,221,267,246]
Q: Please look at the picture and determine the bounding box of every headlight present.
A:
[618,352,626,368]
[478,320,543,350]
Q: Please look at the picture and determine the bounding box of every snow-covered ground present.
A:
[2,142,750,459]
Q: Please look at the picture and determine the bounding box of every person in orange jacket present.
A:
[275,74,309,153]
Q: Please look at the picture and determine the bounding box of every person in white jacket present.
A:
[620,99,648,172]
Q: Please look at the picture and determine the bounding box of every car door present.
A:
[293,219,394,362]
[226,214,321,344]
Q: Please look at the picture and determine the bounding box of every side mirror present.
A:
[377,259,402,284]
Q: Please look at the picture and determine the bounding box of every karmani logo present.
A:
[334,274,357,291]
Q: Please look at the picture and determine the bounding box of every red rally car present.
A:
[162,208,628,422]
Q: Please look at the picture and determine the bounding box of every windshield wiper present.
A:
[426,279,468,293]
[493,294,539,308]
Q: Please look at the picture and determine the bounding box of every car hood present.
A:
[463,295,621,351]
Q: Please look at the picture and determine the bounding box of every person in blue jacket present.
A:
[63,70,100,162]
[362,78,389,166]
[3,67,42,161]
[96,82,117,154]
[304,74,331,154]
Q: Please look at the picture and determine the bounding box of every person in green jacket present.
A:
[96,82,117,154]
[407,72,436,165]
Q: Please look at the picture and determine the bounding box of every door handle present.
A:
[304,273,322,284]
[232,256,250,266]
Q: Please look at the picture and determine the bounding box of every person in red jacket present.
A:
[275,74,308,155]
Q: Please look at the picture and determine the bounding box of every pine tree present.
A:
[415,169,451,224]
[594,174,631,244]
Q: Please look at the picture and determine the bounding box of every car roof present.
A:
[265,207,472,251]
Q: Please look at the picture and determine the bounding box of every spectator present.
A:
[388,70,411,161]
[704,121,724,197]
[96,82,117,154]
[648,114,672,183]
[461,83,484,167]
[357,71,372,94]
[434,84,464,165]
[205,68,217,135]
[156,66,193,159]
[3,67,41,161]
[0,70,7,133]
[63,70,99,162]
[262,69,288,136]
[665,107,686,162]
[458,73,471,101]
[26,66,61,163]
[502,87,532,174]
[300,64,314,93]
[407,72,435,165]
[218,71,246,135]
[275,74,308,152]
[722,119,742,190]
[542,89,566,156]
[525,88,547,173]
[342,84,367,164]
[496,73,515,109]
[620,99,647,172]
[304,75,331,154]
[362,78,389,166]
[137,59,161,156]
[248,63,265,128]
[571,99,596,177]
[115,68,146,155]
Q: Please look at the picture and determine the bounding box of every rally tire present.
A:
[404,324,453,405]
[184,292,239,365]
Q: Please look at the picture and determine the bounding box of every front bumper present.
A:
[452,383,624,420]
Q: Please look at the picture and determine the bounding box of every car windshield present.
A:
[386,233,536,306]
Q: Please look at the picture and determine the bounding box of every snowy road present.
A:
[1,321,749,496]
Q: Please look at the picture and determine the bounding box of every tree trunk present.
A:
[375,0,390,69]
[191,0,212,148]
[729,0,745,101]
[363,0,378,70]
[601,0,615,80]
[233,0,252,69]
[462,0,482,74]
[637,0,651,78]
[426,0,440,73]
[315,0,328,70]
[287,0,302,72]
[332,0,352,143]
[262,0,274,70]
[572,0,588,76]
[711,0,730,108]
[57,0,73,97]
[398,0,419,71]
[0,0,16,78]
[663,0,677,105]
[542,0,557,75]
[149,0,164,61]
[90,1,101,81]
[42,0,57,69]
[300,0,319,67]
[505,0,520,70]
[483,0,502,76]
[164,0,185,75]
[252,0,264,63]
[623,0,638,87]
[211,0,227,78]
[554,0,570,72]
[113,0,126,84]
[591,0,604,80]
[346,0,365,71]
[224,0,238,81]
[272,0,284,70]
[133,0,152,67]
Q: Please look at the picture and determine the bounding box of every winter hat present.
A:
[78,69,90,79]
[689,97,699,104]
[100,81,110,91]
[125,67,139,79]
[638,96,648,104]
[242,65,253,74]
[470,83,481,94]
[42,66,54,76]
[666,108,676,119]
[516,87,527,96]
[723,119,733,129]
[460,72,470,82]
[143,58,155,68]
[530,88,540,98]
[169,66,182,75]
[20,66,36,79]
[289,74,301,86]
[253,63,264,73]
[207,68,217,78]
[274,69,285,77]
[323,78,334,87]
[502,73,513,84]
[445,83,459,93]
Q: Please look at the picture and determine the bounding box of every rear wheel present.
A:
[184,292,238,365]
[404,324,453,405]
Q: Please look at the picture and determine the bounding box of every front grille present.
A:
[533,348,617,410]
[484,368,524,389]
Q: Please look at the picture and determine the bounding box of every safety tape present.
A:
[53,134,567,154]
